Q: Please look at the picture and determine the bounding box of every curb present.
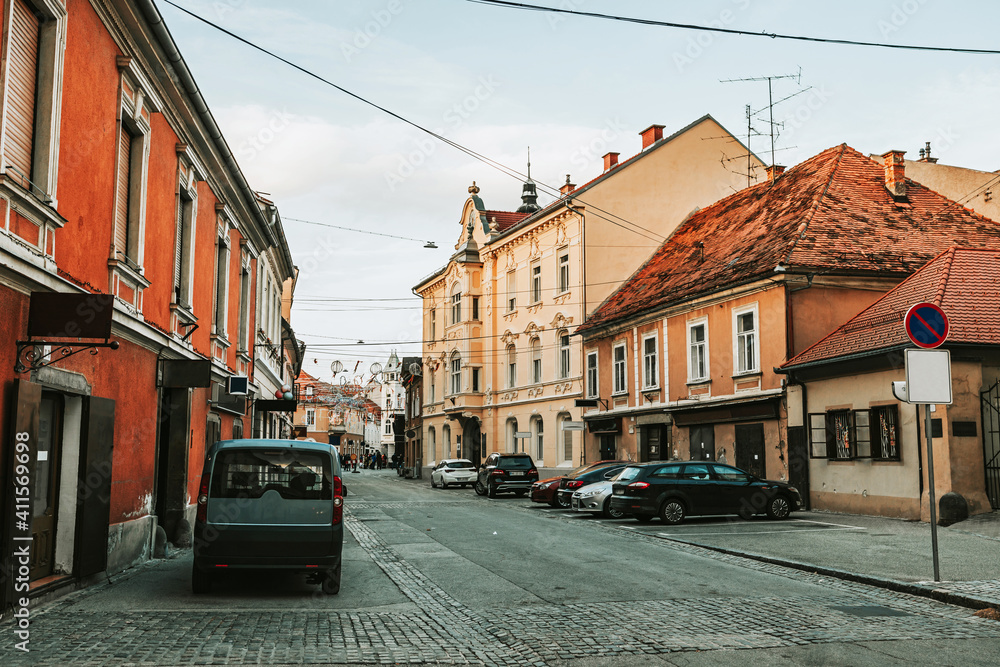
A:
[670,539,996,611]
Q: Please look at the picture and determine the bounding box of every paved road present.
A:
[2,469,999,665]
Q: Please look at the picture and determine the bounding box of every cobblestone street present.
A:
[3,474,1000,666]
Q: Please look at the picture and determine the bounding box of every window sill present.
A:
[642,385,660,392]
[686,378,711,386]
[611,391,629,398]
[170,301,197,325]
[732,371,762,379]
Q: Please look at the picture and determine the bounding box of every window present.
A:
[735,307,758,374]
[826,410,855,459]
[430,372,436,402]
[586,351,599,398]
[642,335,658,388]
[531,338,542,384]
[305,386,313,397]
[443,425,451,458]
[232,419,243,440]
[213,228,231,338]
[613,344,627,394]
[814,407,899,461]
[430,308,436,339]
[237,255,251,351]
[173,164,197,308]
[472,368,481,392]
[450,285,461,324]
[506,271,516,311]
[428,427,436,462]
[450,352,461,394]
[507,344,517,388]
[558,252,570,293]
[385,422,392,435]
[688,320,708,381]
[306,409,315,426]
[870,406,900,461]
[560,414,573,462]
[534,418,544,462]
[531,263,542,302]
[559,334,570,379]
[472,297,480,321]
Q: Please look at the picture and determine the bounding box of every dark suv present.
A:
[610,461,801,524]
[474,453,538,497]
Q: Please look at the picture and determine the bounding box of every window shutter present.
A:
[5,0,40,183]
[173,197,184,293]
[115,127,132,257]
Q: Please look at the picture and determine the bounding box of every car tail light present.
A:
[527,468,537,475]
[444,468,453,473]
[196,470,210,523]
[333,475,343,524]
[626,481,650,490]
[214,564,228,568]
[567,480,585,489]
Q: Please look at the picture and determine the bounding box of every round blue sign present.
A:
[904,302,949,349]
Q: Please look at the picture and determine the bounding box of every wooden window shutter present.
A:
[173,196,184,292]
[115,126,132,258]
[5,0,41,183]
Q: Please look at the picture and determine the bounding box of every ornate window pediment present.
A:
[551,312,574,329]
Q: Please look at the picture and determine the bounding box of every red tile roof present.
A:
[783,247,1000,367]
[577,144,1000,334]
[483,210,528,232]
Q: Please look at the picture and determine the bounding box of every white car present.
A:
[430,459,477,489]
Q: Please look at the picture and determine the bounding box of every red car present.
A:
[530,461,631,508]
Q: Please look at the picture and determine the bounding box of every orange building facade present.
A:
[0,0,295,608]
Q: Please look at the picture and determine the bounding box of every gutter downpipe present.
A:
[565,199,587,464]
[134,1,286,263]
[774,365,809,510]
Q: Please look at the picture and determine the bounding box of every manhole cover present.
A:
[829,605,911,617]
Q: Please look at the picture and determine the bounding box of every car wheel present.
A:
[634,515,654,523]
[430,478,437,489]
[659,499,686,525]
[766,495,791,520]
[548,495,561,508]
[474,480,487,496]
[488,482,498,498]
[191,563,212,594]
[556,493,571,509]
[441,481,449,489]
[602,497,625,519]
[321,563,341,595]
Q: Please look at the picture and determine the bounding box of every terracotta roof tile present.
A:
[577,144,1000,334]
[784,247,1000,367]
[483,210,528,232]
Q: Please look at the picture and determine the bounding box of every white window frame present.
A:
[586,351,599,398]
[450,352,461,395]
[507,344,517,389]
[558,333,570,379]
[430,308,436,339]
[612,343,627,395]
[306,409,315,427]
[530,261,541,303]
[450,284,462,324]
[642,334,658,389]
[531,338,542,384]
[506,270,516,312]
[687,318,709,382]
[557,251,570,293]
[733,304,759,375]
[212,221,231,340]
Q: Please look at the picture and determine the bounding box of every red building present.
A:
[0,0,296,608]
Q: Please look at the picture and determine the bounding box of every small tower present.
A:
[516,148,541,214]
[379,350,404,456]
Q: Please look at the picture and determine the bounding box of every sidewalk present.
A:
[390,470,1000,610]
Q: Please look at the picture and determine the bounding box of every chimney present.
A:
[765,165,786,182]
[603,152,620,171]
[918,141,938,164]
[640,124,665,150]
[560,174,576,196]
[881,150,907,197]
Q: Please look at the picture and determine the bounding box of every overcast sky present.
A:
[159,0,1000,384]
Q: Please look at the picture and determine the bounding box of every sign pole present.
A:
[924,403,941,582]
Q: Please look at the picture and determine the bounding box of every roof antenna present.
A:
[527,146,531,180]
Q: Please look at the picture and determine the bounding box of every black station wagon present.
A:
[610,461,801,524]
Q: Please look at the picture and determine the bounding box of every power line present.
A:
[283,217,437,247]
[464,0,1000,55]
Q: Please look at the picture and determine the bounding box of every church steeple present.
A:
[516,147,540,213]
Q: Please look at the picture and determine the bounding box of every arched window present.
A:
[506,418,519,453]
[450,284,462,324]
[533,416,544,464]
[428,426,436,464]
[443,424,451,458]
[558,412,573,463]
[450,351,462,394]
[558,331,570,379]
[531,338,542,384]
[506,344,517,388]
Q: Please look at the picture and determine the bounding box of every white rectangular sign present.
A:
[561,421,585,431]
[514,431,532,438]
[905,348,952,405]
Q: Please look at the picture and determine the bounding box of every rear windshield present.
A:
[499,456,533,469]
[211,449,331,500]
[617,466,644,482]
[445,461,475,469]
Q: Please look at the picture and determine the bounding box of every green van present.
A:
[192,439,344,594]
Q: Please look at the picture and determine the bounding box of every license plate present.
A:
[510,471,524,476]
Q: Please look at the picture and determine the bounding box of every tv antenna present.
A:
[721,68,808,177]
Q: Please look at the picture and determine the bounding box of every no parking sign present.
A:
[904,302,949,349]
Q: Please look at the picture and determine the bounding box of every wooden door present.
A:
[31,395,62,580]
[735,423,766,478]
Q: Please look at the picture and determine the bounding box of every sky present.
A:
[157,0,1000,384]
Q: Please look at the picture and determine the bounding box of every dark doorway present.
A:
[31,394,63,580]
[599,434,616,461]
[981,380,1000,509]
[640,425,669,462]
[155,389,191,545]
[463,420,482,468]
[689,425,715,461]
[735,423,766,478]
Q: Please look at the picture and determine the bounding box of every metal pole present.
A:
[925,403,941,581]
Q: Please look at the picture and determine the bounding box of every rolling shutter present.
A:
[114,127,131,257]
[5,0,41,182]
[173,196,184,292]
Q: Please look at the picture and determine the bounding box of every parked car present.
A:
[570,472,630,519]
[192,439,344,594]
[555,461,630,508]
[430,458,477,488]
[474,453,538,497]
[610,461,802,524]
[530,461,619,507]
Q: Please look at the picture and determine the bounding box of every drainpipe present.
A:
[774,365,809,509]
[564,199,587,462]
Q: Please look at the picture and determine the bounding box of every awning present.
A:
[637,412,672,426]
[588,418,620,434]
[671,396,779,426]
